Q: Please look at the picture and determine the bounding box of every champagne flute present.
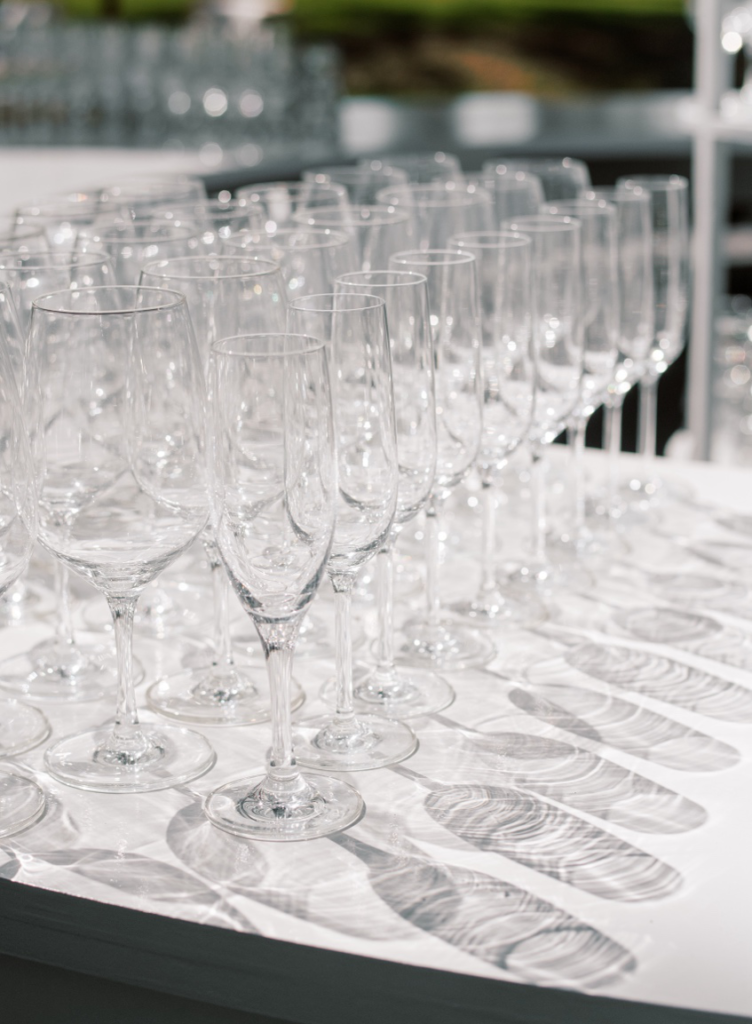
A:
[0,303,49,833]
[370,152,463,183]
[388,250,491,669]
[139,255,303,726]
[32,286,215,792]
[224,228,357,298]
[377,182,493,250]
[203,333,363,840]
[234,181,350,231]
[333,270,453,718]
[292,205,415,272]
[483,157,591,201]
[288,293,418,770]
[303,164,409,204]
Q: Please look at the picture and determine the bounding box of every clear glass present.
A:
[203,333,363,841]
[500,215,585,586]
[540,200,620,554]
[139,255,303,726]
[31,286,215,792]
[234,181,350,231]
[0,307,46,835]
[377,181,493,250]
[292,205,416,272]
[483,157,591,201]
[367,152,463,183]
[389,249,492,668]
[14,194,103,251]
[98,174,207,218]
[303,164,409,204]
[616,176,690,465]
[0,250,121,702]
[224,228,358,298]
[441,232,540,625]
[288,293,417,768]
[332,270,453,718]
[465,171,545,227]
[77,219,201,285]
[138,198,267,254]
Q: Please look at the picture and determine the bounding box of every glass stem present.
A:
[639,374,659,458]
[207,540,233,670]
[108,594,140,743]
[54,559,75,644]
[265,640,297,787]
[425,505,441,627]
[570,414,587,541]
[530,440,547,565]
[375,543,395,675]
[605,394,624,516]
[480,479,497,595]
[331,574,355,721]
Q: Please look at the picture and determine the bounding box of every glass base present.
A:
[399,618,496,671]
[205,771,364,842]
[0,770,46,839]
[146,662,306,726]
[448,585,547,630]
[44,723,216,793]
[319,663,454,719]
[0,698,51,756]
[0,635,143,703]
[294,712,417,771]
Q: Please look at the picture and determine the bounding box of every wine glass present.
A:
[303,164,409,204]
[138,255,303,726]
[139,198,266,253]
[203,333,363,840]
[540,199,619,555]
[582,187,655,525]
[616,176,690,469]
[14,194,103,251]
[465,171,545,226]
[78,219,201,285]
[440,232,539,625]
[0,250,123,703]
[369,152,463,183]
[234,181,350,231]
[292,205,415,271]
[333,270,453,718]
[31,286,215,792]
[377,182,493,250]
[287,293,418,770]
[224,228,358,298]
[501,215,584,587]
[0,299,48,836]
[388,250,491,669]
[483,157,591,201]
[98,174,207,217]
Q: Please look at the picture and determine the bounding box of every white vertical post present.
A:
[689,0,733,460]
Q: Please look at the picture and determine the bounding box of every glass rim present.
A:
[448,230,532,249]
[390,248,476,266]
[541,199,616,217]
[501,214,581,233]
[140,254,282,281]
[0,250,112,269]
[236,180,348,199]
[617,175,689,193]
[225,227,351,252]
[288,291,386,313]
[484,157,588,172]
[211,332,326,358]
[31,284,188,316]
[95,220,199,241]
[295,206,411,227]
[335,270,428,288]
[378,184,489,208]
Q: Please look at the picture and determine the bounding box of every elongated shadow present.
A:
[433,715,706,833]
[509,684,739,772]
[333,832,636,987]
[553,642,752,723]
[613,607,752,673]
[394,767,681,903]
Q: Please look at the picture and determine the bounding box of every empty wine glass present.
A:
[388,250,490,669]
[501,215,584,587]
[292,205,415,271]
[616,176,690,468]
[288,293,418,769]
[141,198,266,253]
[377,182,493,250]
[98,174,207,217]
[465,171,544,227]
[303,164,409,204]
[333,270,453,718]
[224,228,358,298]
[441,232,539,625]
[14,194,103,251]
[369,152,463,183]
[483,157,591,201]
[203,333,363,840]
[78,220,200,285]
[0,250,123,703]
[0,302,49,834]
[32,286,215,792]
[139,255,303,726]
[234,181,350,231]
